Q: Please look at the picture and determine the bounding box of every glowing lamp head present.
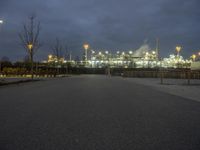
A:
[48,54,53,59]
[27,44,33,50]
[105,51,109,54]
[129,51,133,54]
[83,44,89,50]
[198,52,200,56]
[0,20,3,24]
[176,46,181,52]
[122,52,125,55]
[117,51,120,54]
[152,51,156,55]
[192,54,196,60]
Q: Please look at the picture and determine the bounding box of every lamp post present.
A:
[0,20,3,74]
[191,54,196,62]
[83,44,89,62]
[176,46,181,56]
[105,51,109,61]
[27,43,34,79]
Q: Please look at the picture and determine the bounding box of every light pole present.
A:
[83,44,89,62]
[0,20,3,74]
[27,43,34,79]
[176,46,181,56]
[191,54,196,62]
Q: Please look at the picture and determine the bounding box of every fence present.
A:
[123,69,200,85]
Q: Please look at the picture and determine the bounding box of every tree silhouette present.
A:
[19,15,42,79]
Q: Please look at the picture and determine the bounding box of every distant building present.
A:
[47,54,65,63]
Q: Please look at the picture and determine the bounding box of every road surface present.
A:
[0,75,200,150]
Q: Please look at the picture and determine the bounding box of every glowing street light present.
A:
[191,54,196,61]
[27,43,33,51]
[48,54,53,59]
[83,44,89,61]
[176,46,181,56]
[152,51,156,55]
[105,51,109,54]
[129,51,133,54]
[0,20,3,24]
[83,44,89,50]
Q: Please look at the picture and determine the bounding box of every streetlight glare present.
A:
[0,20,3,24]
[83,44,89,50]
[176,46,181,52]
[48,54,53,59]
[27,44,33,50]
[176,46,181,56]
[192,54,196,61]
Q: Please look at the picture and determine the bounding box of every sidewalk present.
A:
[0,77,41,86]
[124,78,200,102]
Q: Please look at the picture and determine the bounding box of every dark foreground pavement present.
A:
[0,75,200,150]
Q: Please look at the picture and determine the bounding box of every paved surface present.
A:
[124,78,200,102]
[0,75,200,150]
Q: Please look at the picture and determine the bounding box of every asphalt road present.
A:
[0,75,200,150]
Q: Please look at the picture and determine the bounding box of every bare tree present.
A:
[52,38,63,61]
[19,15,42,79]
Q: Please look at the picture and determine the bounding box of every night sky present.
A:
[0,0,200,61]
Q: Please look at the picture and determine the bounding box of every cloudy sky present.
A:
[0,0,200,61]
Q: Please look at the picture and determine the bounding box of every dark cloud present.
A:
[0,0,200,61]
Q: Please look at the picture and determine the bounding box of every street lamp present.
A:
[27,43,33,51]
[83,44,89,61]
[176,46,181,56]
[191,54,196,62]
[27,43,34,79]
[0,20,3,73]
